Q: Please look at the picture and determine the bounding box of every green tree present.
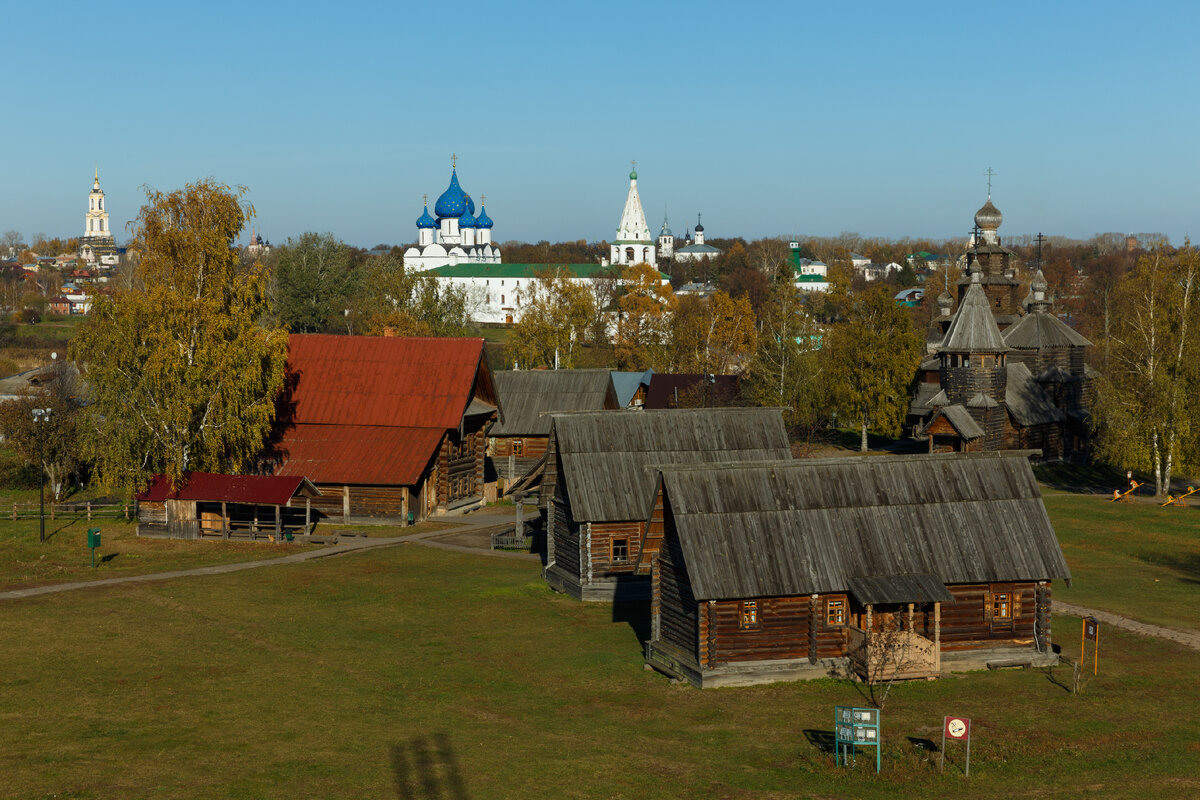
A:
[506,267,597,368]
[744,282,825,432]
[352,253,474,337]
[823,284,922,451]
[1093,247,1200,496]
[71,179,288,491]
[665,291,756,374]
[272,232,355,332]
[0,359,84,501]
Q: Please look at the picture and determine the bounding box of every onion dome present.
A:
[416,204,436,229]
[435,168,476,219]
[937,289,954,316]
[694,222,704,233]
[475,204,493,229]
[630,168,638,180]
[459,203,477,228]
[974,196,1003,231]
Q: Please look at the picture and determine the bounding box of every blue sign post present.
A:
[834,706,881,773]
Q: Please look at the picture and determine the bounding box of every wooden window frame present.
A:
[512,439,524,457]
[739,599,760,630]
[983,585,1017,631]
[825,595,848,628]
[610,536,629,564]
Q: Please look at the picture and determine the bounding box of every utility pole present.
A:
[33,407,51,543]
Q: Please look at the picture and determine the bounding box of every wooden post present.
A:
[253,506,258,540]
[305,497,311,534]
[87,502,92,521]
[809,594,818,664]
[275,504,281,539]
[342,486,351,520]
[907,602,914,632]
[11,504,15,521]
[934,602,942,674]
[515,494,524,540]
[221,502,228,539]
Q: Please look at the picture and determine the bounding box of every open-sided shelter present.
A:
[639,452,1070,688]
[541,407,791,602]
[270,335,499,522]
[136,472,321,540]
[488,369,618,488]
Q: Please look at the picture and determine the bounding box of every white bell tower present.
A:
[83,169,113,241]
[610,162,656,267]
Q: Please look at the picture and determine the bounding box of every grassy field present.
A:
[1043,490,1200,630]
[1,544,1198,799]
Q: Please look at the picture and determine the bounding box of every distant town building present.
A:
[427,262,615,325]
[79,169,119,266]
[610,164,656,267]
[790,242,829,293]
[673,213,722,263]
[246,229,271,257]
[404,157,502,271]
[657,214,674,260]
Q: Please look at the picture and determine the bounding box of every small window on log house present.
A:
[983,588,1016,629]
[740,600,760,629]
[512,439,524,456]
[825,596,847,627]
[611,537,629,563]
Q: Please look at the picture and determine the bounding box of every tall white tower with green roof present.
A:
[610,163,656,266]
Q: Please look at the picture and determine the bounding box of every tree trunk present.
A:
[860,414,869,453]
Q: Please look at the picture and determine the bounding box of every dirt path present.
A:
[1055,601,1200,652]
[0,510,537,602]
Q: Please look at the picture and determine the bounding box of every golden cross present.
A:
[451,153,458,169]
[423,193,428,205]
[481,194,486,205]
[631,159,637,172]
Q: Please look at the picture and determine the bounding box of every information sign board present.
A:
[834,706,881,773]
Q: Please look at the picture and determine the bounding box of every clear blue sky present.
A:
[3,0,1196,248]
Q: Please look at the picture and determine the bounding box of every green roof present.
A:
[426,262,677,280]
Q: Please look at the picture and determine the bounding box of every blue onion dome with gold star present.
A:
[475,204,493,229]
[435,168,476,219]
[416,204,436,229]
[459,202,477,229]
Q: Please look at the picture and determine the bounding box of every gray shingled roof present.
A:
[1006,362,1066,426]
[940,274,1009,353]
[922,404,984,440]
[1003,310,1091,349]
[551,407,791,522]
[656,453,1071,601]
[491,370,617,437]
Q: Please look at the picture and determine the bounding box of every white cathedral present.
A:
[404,158,501,272]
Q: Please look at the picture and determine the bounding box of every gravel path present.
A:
[1055,601,1200,651]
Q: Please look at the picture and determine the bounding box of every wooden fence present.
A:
[4,501,130,522]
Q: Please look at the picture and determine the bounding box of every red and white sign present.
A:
[944,716,970,740]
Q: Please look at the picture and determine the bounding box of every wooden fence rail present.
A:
[6,502,130,522]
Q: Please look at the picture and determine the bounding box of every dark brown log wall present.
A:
[938,582,1037,650]
[659,532,699,659]
[706,596,845,666]
[588,521,643,577]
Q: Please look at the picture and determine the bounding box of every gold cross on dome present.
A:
[631,159,637,172]
[451,153,458,169]
[481,194,486,205]
[423,193,428,205]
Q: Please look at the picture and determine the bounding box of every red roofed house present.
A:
[269,335,500,523]
[136,472,321,540]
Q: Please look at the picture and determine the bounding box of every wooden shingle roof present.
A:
[491,370,617,437]
[550,407,791,522]
[1003,310,1092,349]
[656,452,1070,601]
[939,273,1009,353]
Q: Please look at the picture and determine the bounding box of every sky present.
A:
[3,0,1197,248]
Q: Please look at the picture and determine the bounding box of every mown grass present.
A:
[1042,490,1200,630]
[0,544,1196,799]
[0,516,314,591]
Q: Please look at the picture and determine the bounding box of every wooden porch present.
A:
[846,601,942,683]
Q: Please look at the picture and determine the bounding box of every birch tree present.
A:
[744,282,824,430]
[506,267,596,368]
[1093,247,1200,496]
[71,179,288,491]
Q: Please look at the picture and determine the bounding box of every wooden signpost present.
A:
[941,715,971,776]
[1082,616,1100,675]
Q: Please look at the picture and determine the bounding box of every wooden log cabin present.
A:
[488,369,618,491]
[269,335,500,523]
[541,407,791,602]
[136,472,321,540]
[638,452,1070,688]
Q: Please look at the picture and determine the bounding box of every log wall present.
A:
[657,532,699,659]
[938,582,1037,650]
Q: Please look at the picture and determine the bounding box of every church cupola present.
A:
[938,272,1010,449]
[416,199,437,247]
[974,196,1003,245]
[694,213,705,246]
[459,200,477,247]
[475,199,493,246]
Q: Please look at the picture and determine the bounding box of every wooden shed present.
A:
[541,407,791,602]
[639,452,1070,688]
[269,335,499,522]
[136,472,321,540]
[488,369,618,489]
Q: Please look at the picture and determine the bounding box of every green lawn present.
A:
[0,516,315,592]
[1,544,1198,799]
[1042,490,1200,631]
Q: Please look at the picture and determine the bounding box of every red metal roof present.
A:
[283,335,485,429]
[274,424,444,485]
[137,472,313,505]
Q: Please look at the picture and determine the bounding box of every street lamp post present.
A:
[32,407,51,543]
